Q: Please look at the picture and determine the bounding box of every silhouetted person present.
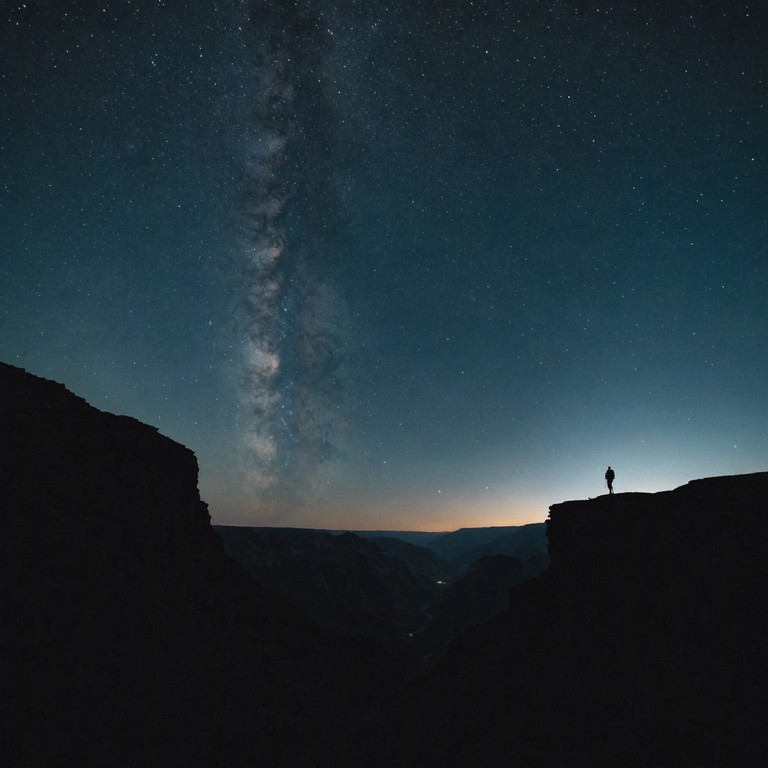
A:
[605,466,615,494]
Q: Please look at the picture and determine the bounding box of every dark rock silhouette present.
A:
[412,554,526,664]
[453,523,549,577]
[216,526,547,665]
[343,529,447,548]
[372,474,768,767]
[4,360,767,767]
[215,525,441,651]
[420,523,548,570]
[367,535,451,583]
[338,525,548,579]
[0,362,399,767]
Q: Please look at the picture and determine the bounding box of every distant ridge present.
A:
[215,523,550,666]
[238,525,549,568]
[215,525,441,651]
[337,530,448,546]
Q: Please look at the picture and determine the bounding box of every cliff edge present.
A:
[0,362,396,767]
[376,472,768,767]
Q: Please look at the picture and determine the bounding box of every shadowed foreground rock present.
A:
[0,362,399,767]
[373,473,768,767]
[3,360,766,767]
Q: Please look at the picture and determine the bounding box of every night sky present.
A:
[2,0,766,530]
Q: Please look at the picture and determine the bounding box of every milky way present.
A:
[2,0,766,530]
[238,0,351,509]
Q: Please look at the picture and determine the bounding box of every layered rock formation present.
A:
[375,473,768,767]
[0,362,397,767]
[4,360,766,767]
[216,526,440,651]
[424,523,548,570]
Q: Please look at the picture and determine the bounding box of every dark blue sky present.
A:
[2,0,766,529]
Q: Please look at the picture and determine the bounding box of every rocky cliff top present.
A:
[0,362,400,767]
[546,472,768,607]
[0,361,213,563]
[374,470,768,767]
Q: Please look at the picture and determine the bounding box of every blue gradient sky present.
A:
[2,1,766,530]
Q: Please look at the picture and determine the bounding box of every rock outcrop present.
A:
[374,473,768,767]
[0,362,397,767]
[4,360,766,767]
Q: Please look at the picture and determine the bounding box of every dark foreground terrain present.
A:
[372,472,768,767]
[2,361,767,766]
[215,523,547,663]
[0,362,399,767]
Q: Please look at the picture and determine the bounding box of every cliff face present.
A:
[4,360,766,767]
[0,363,397,767]
[547,474,768,593]
[378,472,768,768]
[545,476,768,669]
[540,476,768,766]
[1,361,216,566]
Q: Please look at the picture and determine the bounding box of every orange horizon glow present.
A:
[207,490,551,532]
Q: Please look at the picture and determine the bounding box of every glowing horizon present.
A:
[3,1,766,533]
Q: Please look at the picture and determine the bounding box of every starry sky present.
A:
[2,0,766,531]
